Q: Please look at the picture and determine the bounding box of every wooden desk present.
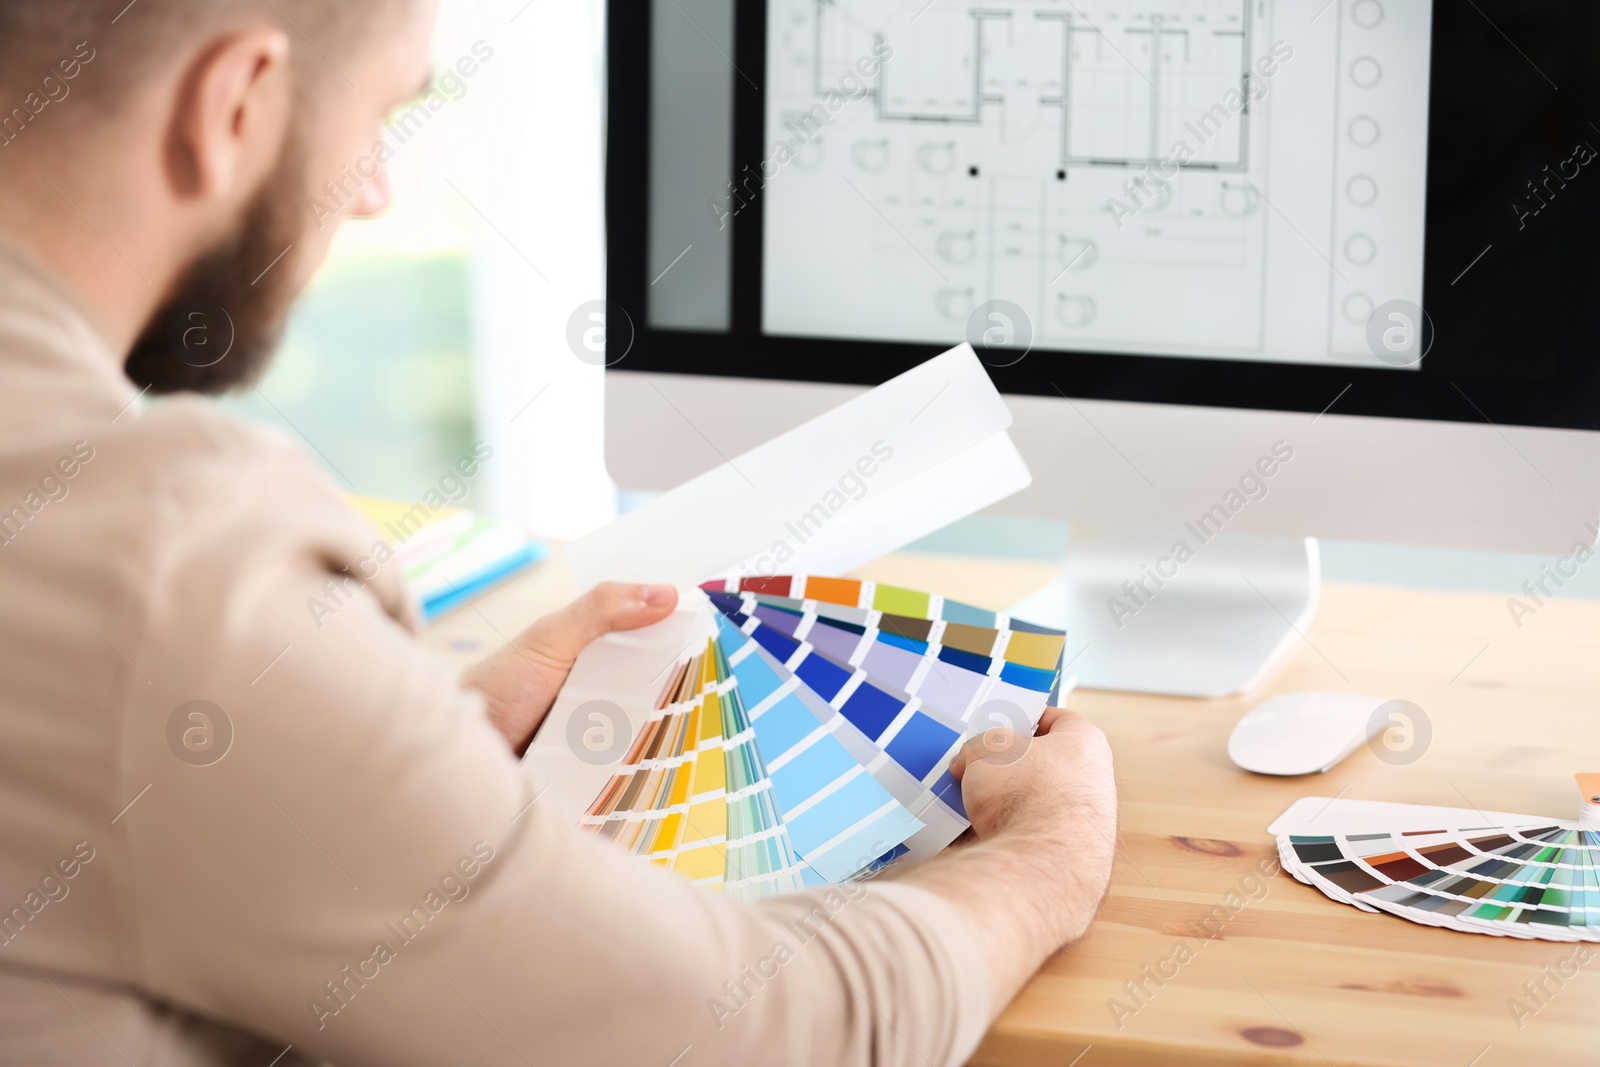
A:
[423,551,1600,1067]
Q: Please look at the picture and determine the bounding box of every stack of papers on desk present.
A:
[349,496,546,620]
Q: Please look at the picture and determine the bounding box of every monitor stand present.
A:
[1010,525,1321,698]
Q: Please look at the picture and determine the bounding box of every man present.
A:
[0,2,1118,1064]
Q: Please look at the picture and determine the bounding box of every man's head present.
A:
[0,0,439,392]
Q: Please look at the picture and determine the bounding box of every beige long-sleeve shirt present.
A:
[0,235,992,1067]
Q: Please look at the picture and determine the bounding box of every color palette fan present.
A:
[1273,775,1600,941]
[578,636,814,898]
[566,575,1070,895]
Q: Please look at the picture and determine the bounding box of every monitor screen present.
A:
[609,0,1600,430]
[761,0,1429,371]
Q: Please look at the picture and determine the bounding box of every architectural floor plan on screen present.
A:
[760,0,1433,369]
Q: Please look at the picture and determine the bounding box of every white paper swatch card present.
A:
[563,344,1031,588]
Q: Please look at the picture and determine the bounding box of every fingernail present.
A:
[643,584,675,608]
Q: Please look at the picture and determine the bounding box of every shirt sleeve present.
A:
[113,419,993,1067]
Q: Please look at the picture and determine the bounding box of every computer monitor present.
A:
[602,0,1600,695]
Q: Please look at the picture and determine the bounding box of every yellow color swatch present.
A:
[1004,631,1065,671]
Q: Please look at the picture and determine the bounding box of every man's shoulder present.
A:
[92,398,418,633]
[103,398,359,532]
[130,396,327,488]
[0,396,344,550]
[50,397,395,597]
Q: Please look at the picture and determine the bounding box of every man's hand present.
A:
[951,707,1117,864]
[905,707,1117,1009]
[463,582,678,753]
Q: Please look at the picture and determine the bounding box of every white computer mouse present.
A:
[1227,691,1390,776]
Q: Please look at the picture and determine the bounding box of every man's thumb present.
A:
[524,582,677,658]
[948,728,1020,780]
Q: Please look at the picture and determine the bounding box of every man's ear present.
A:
[169,28,293,202]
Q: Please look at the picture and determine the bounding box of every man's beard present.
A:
[124,136,309,395]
